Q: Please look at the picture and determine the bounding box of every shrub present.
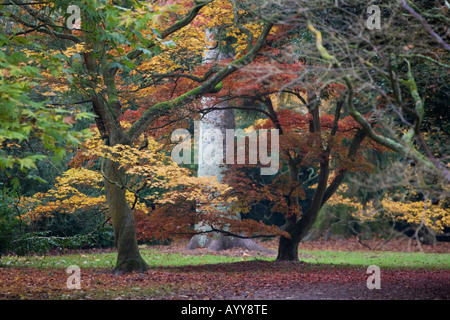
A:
[0,187,115,257]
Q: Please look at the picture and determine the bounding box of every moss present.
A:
[114,257,149,275]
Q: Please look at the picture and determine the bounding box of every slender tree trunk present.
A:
[104,158,148,274]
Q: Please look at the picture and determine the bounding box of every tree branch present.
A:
[125,0,215,62]
[321,128,366,206]
[400,0,450,51]
[308,22,449,180]
[127,21,274,141]
[8,10,81,43]
[177,226,277,239]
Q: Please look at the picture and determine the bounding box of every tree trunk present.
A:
[186,29,273,253]
[104,159,148,274]
[276,90,329,262]
[276,234,300,261]
[276,160,302,261]
[186,233,273,253]
[187,28,233,249]
[186,87,236,249]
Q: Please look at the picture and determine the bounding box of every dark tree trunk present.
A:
[104,158,148,274]
[276,234,301,261]
[276,89,330,262]
[276,161,302,261]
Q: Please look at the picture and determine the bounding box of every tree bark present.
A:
[276,234,300,261]
[104,158,149,274]
[187,29,274,253]
[188,28,234,249]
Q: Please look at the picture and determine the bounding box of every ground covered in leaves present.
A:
[1,238,449,300]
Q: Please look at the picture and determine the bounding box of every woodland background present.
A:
[0,0,449,300]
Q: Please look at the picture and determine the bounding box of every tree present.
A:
[3,0,275,272]
[226,0,449,260]
[292,1,449,181]
[185,27,236,249]
[330,159,450,248]
[21,128,283,247]
[222,96,375,260]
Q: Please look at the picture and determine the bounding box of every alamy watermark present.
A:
[66,5,81,30]
[366,265,381,290]
[171,121,279,175]
[66,265,81,289]
[366,5,381,30]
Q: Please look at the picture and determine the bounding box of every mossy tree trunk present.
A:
[104,158,149,274]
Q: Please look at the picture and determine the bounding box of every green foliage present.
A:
[311,204,391,241]
[22,209,115,255]
[9,229,114,256]
[0,34,93,187]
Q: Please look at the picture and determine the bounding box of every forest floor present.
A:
[0,238,449,300]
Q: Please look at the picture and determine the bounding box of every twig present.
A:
[400,0,450,50]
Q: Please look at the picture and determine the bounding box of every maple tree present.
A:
[21,127,283,246]
[214,0,449,258]
[0,0,279,273]
[221,97,379,260]
[187,20,380,260]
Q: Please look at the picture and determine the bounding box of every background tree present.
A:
[297,1,450,247]
[290,0,449,181]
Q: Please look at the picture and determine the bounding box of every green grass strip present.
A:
[1,249,448,270]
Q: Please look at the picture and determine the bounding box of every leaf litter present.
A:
[1,238,449,300]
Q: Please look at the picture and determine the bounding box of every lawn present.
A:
[297,250,450,269]
[0,250,256,269]
[2,247,449,270]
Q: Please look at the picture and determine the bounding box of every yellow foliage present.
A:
[20,168,107,223]
[377,199,449,233]
[21,133,234,225]
[132,0,270,96]
[326,183,450,233]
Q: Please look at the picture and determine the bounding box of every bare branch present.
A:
[400,0,450,51]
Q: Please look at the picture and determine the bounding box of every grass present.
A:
[0,249,255,269]
[298,250,450,270]
[1,248,449,270]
